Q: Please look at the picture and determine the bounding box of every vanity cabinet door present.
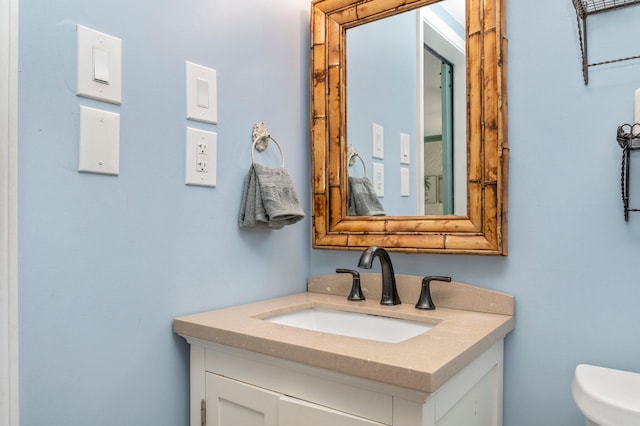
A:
[279,396,387,426]
[206,372,387,426]
[434,364,501,426]
[206,373,280,426]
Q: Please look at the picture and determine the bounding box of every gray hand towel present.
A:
[238,164,268,228]
[348,176,385,216]
[239,163,305,229]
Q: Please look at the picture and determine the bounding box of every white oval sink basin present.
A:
[265,308,434,343]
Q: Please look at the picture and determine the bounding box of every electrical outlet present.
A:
[196,154,208,172]
[186,127,216,187]
[197,143,208,155]
[372,162,384,197]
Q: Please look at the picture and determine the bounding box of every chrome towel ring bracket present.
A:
[347,143,366,178]
[251,122,285,167]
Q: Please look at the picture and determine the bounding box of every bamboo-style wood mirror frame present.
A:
[310,0,508,255]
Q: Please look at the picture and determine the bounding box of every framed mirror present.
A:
[310,0,508,255]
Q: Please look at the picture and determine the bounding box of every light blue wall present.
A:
[311,1,640,425]
[347,11,417,215]
[18,1,640,426]
[18,0,310,425]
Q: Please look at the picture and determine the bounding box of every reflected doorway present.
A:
[423,46,453,215]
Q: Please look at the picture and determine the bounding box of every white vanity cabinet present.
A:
[184,337,504,426]
[174,278,515,426]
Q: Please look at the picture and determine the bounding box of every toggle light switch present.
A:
[93,47,110,83]
[400,133,410,164]
[186,61,217,124]
[77,25,122,104]
[197,79,209,108]
[372,123,384,159]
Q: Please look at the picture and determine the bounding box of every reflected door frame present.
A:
[416,4,466,216]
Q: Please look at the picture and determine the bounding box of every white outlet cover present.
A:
[400,167,410,197]
[76,25,122,105]
[372,162,384,197]
[186,127,217,187]
[186,62,217,124]
[78,106,120,175]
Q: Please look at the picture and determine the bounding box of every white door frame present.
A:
[0,0,19,423]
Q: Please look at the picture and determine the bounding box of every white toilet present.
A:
[572,364,640,426]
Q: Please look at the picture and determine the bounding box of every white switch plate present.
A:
[77,25,122,104]
[186,62,217,124]
[400,133,410,164]
[78,106,120,175]
[400,167,410,197]
[185,127,217,187]
[372,162,384,197]
[372,123,384,159]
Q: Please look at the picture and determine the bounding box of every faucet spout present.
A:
[357,246,401,305]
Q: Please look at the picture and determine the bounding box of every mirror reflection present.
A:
[346,0,466,216]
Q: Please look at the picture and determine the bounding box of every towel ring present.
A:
[349,153,367,178]
[252,136,285,167]
[251,122,285,167]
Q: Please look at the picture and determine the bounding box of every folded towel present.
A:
[239,163,305,229]
[348,176,385,216]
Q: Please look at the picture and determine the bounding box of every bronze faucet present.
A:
[357,246,401,305]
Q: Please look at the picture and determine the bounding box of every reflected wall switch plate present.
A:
[77,25,122,104]
[186,61,217,124]
[186,127,217,187]
[372,123,384,159]
[400,167,410,196]
[400,133,410,164]
[78,106,120,175]
[372,162,384,197]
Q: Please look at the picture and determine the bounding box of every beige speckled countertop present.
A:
[173,274,514,393]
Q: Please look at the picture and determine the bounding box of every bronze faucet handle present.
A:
[415,276,452,310]
[336,268,365,301]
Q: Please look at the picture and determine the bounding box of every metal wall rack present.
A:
[617,124,640,220]
[572,0,640,84]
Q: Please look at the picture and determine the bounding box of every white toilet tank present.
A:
[572,364,640,426]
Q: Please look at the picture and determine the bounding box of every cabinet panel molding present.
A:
[206,374,280,426]
[279,396,386,426]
